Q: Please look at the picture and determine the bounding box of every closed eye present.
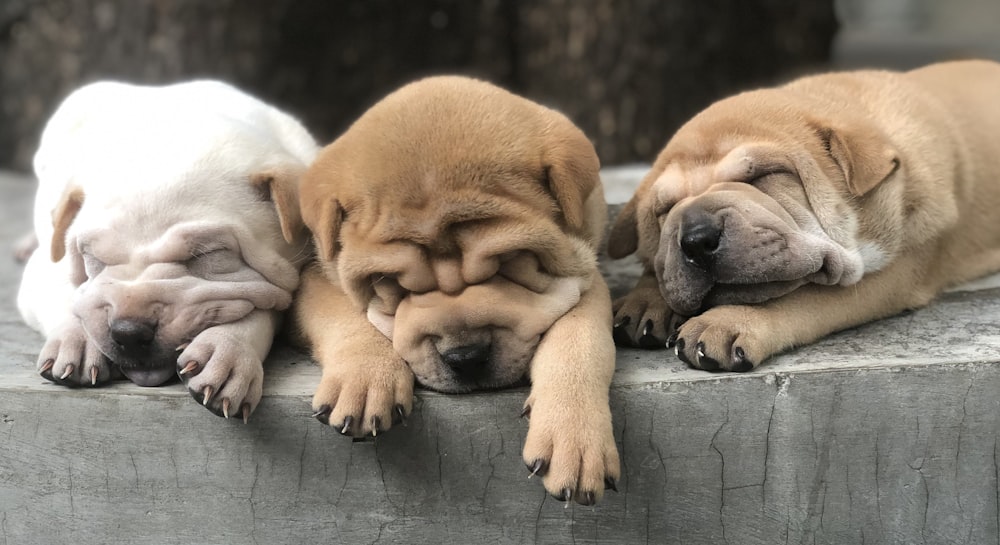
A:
[188,247,241,276]
[82,252,105,278]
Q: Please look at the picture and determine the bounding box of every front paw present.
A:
[176,331,264,421]
[311,355,415,437]
[673,306,770,372]
[38,321,113,387]
[521,392,620,505]
[612,286,683,349]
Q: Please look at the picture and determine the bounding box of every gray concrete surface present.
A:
[3,170,1000,544]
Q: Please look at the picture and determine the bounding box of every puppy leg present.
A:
[17,250,113,386]
[674,254,938,371]
[612,267,682,348]
[176,309,279,421]
[294,264,414,437]
[522,270,621,505]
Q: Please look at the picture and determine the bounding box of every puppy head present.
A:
[300,76,601,392]
[608,87,901,315]
[38,81,316,386]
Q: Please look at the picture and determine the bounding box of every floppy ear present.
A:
[50,185,84,262]
[541,117,601,232]
[303,196,343,262]
[607,198,638,259]
[821,123,899,196]
[251,165,306,245]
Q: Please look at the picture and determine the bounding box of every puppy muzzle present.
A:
[372,274,585,392]
[657,196,864,315]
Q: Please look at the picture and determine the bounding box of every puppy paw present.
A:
[38,321,113,387]
[521,393,620,505]
[673,305,771,372]
[177,330,264,422]
[311,356,415,437]
[612,285,683,349]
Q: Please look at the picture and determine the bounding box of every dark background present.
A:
[0,0,839,173]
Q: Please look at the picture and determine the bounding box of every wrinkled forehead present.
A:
[650,141,785,207]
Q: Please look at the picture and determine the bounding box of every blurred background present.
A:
[1,0,998,174]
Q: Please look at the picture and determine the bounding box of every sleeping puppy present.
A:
[17,80,317,420]
[288,76,620,505]
[609,59,1000,371]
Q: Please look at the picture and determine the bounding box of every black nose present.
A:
[109,319,157,349]
[441,343,491,375]
[679,208,723,271]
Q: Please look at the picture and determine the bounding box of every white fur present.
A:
[17,80,318,394]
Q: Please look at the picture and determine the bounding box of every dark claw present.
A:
[392,404,408,426]
[526,458,548,478]
[637,319,663,349]
[339,415,354,436]
[551,487,573,502]
[612,315,635,347]
[580,491,596,506]
[604,476,619,492]
[613,315,631,330]
[696,342,720,371]
[674,338,691,365]
[371,415,381,437]
[312,404,332,425]
[519,405,531,419]
[733,347,754,372]
[666,331,678,348]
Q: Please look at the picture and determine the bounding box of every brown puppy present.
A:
[609,60,1000,371]
[287,76,620,504]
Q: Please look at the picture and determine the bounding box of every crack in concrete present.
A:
[335,442,353,507]
[297,426,308,494]
[710,401,731,545]
[67,462,75,516]
[994,439,999,545]
[249,460,261,545]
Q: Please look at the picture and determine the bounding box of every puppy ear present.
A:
[821,123,899,196]
[251,165,305,245]
[50,185,84,262]
[305,197,343,262]
[541,117,601,232]
[607,198,638,259]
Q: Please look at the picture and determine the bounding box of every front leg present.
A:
[176,308,280,421]
[675,256,937,371]
[522,270,621,505]
[293,264,414,437]
[612,267,683,348]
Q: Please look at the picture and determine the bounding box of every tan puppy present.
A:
[287,76,620,504]
[609,60,1000,370]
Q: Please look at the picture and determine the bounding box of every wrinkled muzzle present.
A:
[369,274,585,392]
[656,187,863,315]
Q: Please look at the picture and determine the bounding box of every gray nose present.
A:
[441,343,491,375]
[109,319,157,349]
[679,208,722,271]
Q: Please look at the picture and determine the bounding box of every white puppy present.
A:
[17,81,317,420]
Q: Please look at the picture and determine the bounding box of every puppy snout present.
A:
[441,342,491,375]
[679,208,723,272]
[109,318,157,349]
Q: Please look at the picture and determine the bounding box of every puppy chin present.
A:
[105,347,179,386]
[118,365,178,387]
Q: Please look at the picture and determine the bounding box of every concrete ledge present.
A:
[3,171,1000,544]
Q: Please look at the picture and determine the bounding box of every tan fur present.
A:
[609,60,1000,370]
[290,76,620,504]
